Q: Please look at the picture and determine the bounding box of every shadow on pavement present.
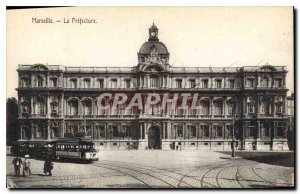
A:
[217,151,294,167]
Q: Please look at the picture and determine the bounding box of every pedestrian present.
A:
[12,155,23,177]
[43,157,53,176]
[23,155,31,177]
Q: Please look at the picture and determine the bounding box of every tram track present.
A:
[91,162,176,188]
[102,159,229,188]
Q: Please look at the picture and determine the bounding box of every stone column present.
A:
[30,123,35,140]
[31,96,34,115]
[47,122,51,140]
[196,123,199,140]
[167,122,171,140]
[105,124,107,140]
[162,122,165,139]
[20,125,23,140]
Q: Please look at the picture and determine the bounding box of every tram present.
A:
[54,138,99,162]
[11,138,99,162]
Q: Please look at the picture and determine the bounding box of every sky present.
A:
[6,6,294,98]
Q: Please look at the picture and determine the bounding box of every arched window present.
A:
[82,99,92,115]
[68,99,78,115]
[200,99,210,115]
[176,125,183,137]
[214,99,223,115]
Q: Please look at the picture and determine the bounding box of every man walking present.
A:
[23,155,32,176]
[12,156,23,177]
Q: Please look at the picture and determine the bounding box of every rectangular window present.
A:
[189,79,196,88]
[35,124,43,138]
[215,79,222,88]
[99,126,105,138]
[98,79,104,88]
[202,79,209,88]
[21,78,30,87]
[111,79,117,88]
[275,78,282,88]
[125,79,131,88]
[176,79,182,88]
[84,79,91,88]
[262,77,269,87]
[228,79,235,88]
[150,76,159,87]
[70,79,77,88]
[50,78,58,87]
[247,78,255,87]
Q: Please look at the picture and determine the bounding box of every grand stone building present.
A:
[16,23,289,150]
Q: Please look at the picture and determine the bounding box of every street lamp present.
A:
[231,113,236,157]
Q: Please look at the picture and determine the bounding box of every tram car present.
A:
[54,138,99,162]
[11,138,99,163]
[10,141,49,158]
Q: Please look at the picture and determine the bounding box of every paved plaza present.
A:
[6,150,294,188]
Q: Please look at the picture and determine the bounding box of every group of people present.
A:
[12,155,31,177]
[12,155,54,177]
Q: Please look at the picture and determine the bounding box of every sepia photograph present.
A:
[6,6,294,189]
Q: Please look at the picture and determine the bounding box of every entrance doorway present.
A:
[148,126,161,149]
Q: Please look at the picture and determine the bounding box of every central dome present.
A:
[137,23,170,71]
[139,41,169,55]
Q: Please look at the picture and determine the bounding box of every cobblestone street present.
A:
[6,150,294,188]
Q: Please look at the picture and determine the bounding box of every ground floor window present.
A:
[214,125,223,138]
[112,125,119,137]
[176,125,183,137]
[201,125,209,138]
[190,125,196,137]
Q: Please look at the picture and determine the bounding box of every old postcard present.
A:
[6,6,294,189]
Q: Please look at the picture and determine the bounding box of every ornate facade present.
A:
[17,23,289,150]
